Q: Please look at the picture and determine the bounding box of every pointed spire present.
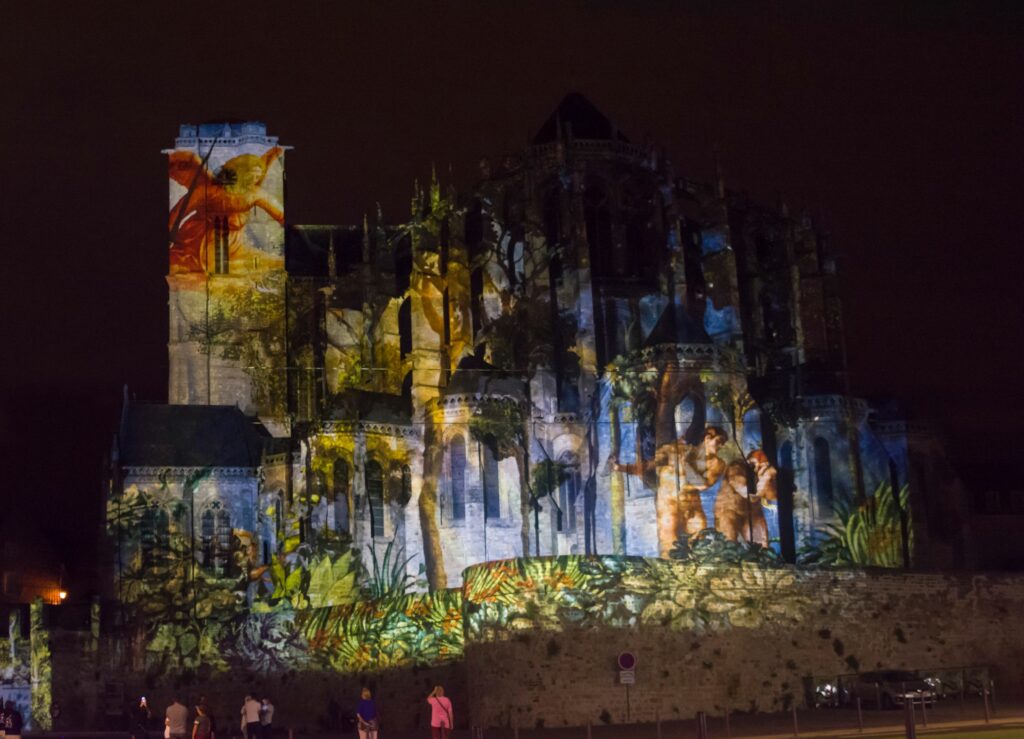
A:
[713,145,725,199]
[362,213,371,263]
[411,178,421,217]
[328,230,337,279]
[430,163,441,212]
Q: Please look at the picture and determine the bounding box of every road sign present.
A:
[618,651,637,670]
[619,669,636,685]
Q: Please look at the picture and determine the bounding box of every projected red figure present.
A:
[168,147,285,275]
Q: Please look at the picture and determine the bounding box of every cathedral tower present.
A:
[164,122,290,434]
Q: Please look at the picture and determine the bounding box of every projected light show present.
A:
[97,107,943,688]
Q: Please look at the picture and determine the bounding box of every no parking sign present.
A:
[618,651,637,684]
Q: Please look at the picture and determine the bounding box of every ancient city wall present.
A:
[461,558,1024,729]
[33,558,1024,732]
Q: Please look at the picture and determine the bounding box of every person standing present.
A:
[165,697,188,739]
[426,686,452,739]
[192,705,212,739]
[133,697,152,739]
[2,701,22,739]
[259,697,274,739]
[197,697,215,739]
[356,688,377,739]
[240,695,261,739]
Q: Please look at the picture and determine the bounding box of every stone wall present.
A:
[41,559,1024,732]
[462,561,1024,729]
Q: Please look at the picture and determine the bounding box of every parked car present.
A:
[847,670,937,708]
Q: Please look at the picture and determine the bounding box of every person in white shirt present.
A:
[240,696,261,739]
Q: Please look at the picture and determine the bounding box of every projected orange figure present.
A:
[168,147,285,275]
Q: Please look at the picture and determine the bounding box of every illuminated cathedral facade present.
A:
[111,95,968,594]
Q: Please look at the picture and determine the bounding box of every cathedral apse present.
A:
[105,99,948,682]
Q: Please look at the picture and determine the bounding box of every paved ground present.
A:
[441,697,1024,738]
[26,698,1024,738]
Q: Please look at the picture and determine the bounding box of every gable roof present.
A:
[533,92,630,145]
[119,404,268,468]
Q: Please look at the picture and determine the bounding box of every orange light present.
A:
[59,590,67,601]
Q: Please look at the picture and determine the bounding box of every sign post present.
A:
[618,652,637,721]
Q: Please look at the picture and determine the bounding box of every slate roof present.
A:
[326,389,412,425]
[118,404,268,468]
[533,92,630,145]
[445,354,527,400]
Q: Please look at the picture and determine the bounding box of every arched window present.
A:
[584,178,613,277]
[200,509,215,572]
[779,441,794,471]
[365,460,385,538]
[449,436,467,521]
[675,394,706,445]
[333,459,351,534]
[813,437,834,516]
[199,507,232,576]
[482,442,501,520]
[399,298,412,359]
[140,505,169,568]
[558,452,580,533]
[215,510,232,576]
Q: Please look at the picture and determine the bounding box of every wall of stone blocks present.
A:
[462,570,1024,729]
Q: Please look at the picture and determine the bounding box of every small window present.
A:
[333,459,351,534]
[558,452,580,533]
[450,436,467,521]
[482,442,501,520]
[213,216,229,274]
[365,461,385,538]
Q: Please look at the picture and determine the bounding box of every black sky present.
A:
[2,1,1022,581]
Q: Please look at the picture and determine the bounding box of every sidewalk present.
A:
[443,697,1024,738]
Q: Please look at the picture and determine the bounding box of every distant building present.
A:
[110,95,969,593]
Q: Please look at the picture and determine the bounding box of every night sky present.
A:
[3,1,1022,584]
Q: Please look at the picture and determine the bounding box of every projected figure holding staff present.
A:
[168,145,285,275]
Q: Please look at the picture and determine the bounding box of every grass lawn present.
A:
[870,728,1024,739]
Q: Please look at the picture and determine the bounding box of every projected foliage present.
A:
[111,120,925,691]
[800,483,913,568]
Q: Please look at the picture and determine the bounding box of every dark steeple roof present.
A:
[119,404,268,467]
[533,93,630,145]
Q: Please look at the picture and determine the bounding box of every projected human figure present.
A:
[168,146,285,274]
